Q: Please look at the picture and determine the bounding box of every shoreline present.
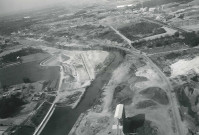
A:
[33,53,64,135]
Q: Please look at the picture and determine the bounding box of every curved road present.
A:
[40,51,123,135]
[33,54,64,135]
[42,43,183,135]
[108,26,184,135]
[111,43,183,135]
[34,24,184,135]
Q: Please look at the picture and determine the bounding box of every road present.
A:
[142,54,184,135]
[109,25,140,53]
[33,55,64,135]
[34,28,184,135]
[109,25,132,45]
[109,25,184,135]
[58,40,184,135]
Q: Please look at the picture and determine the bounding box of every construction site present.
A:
[0,0,199,135]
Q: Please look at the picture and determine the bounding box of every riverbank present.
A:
[0,53,59,88]
[40,51,124,135]
[0,52,60,135]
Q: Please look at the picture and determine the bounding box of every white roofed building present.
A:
[112,104,126,135]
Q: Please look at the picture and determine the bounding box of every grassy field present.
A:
[112,83,134,110]
[136,100,157,109]
[0,53,59,88]
[136,0,193,8]
[140,87,169,105]
[119,21,163,41]
[1,47,44,63]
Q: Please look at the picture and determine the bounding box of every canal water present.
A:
[0,56,59,88]
[40,51,124,135]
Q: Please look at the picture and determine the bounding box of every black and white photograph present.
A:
[0,0,199,135]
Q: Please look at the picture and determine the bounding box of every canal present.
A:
[40,51,124,135]
[0,54,59,88]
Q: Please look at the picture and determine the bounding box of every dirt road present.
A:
[33,55,64,135]
[142,54,185,135]
[34,41,184,135]
[109,24,185,135]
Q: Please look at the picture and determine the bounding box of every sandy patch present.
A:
[74,112,113,135]
[182,24,199,31]
[170,56,199,77]
[102,61,132,112]
[57,88,86,109]
[135,65,166,90]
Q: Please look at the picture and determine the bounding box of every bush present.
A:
[183,32,199,47]
[153,28,166,35]
[31,102,51,126]
[119,21,161,40]
[136,100,157,109]
[136,0,193,8]
[155,42,163,47]
[164,52,182,59]
[132,34,182,49]
[140,87,169,105]
[0,95,25,118]
[174,32,180,37]
[23,77,31,83]
[97,29,124,43]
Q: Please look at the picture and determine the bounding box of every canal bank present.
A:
[40,51,124,135]
[0,54,59,88]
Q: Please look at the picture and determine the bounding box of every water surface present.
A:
[41,51,123,135]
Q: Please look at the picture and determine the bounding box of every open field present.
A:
[170,56,199,77]
[118,21,164,41]
[0,54,59,87]
[1,0,199,135]
[150,46,199,134]
[39,46,113,110]
[0,49,60,135]
[150,47,199,77]
[71,53,176,135]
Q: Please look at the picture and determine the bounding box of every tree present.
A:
[183,32,199,47]
[0,95,25,118]
[178,14,184,19]
[156,42,163,47]
[2,85,8,92]
[23,77,31,83]
[174,32,179,37]
[163,40,169,46]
